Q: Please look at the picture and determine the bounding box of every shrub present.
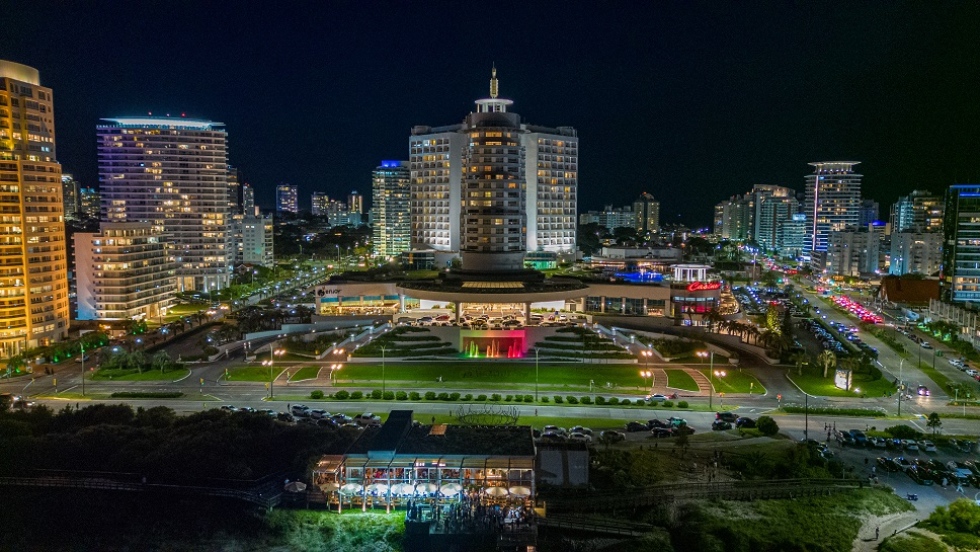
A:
[540,396,550,403]
[580,396,592,405]
[514,395,523,402]
[608,397,620,405]
[595,396,606,405]
[334,390,350,400]
[884,424,922,439]
[310,390,324,399]
[523,395,533,403]
[449,392,461,401]
[566,396,578,404]
[110,391,183,399]
[476,394,487,401]
[621,398,631,405]
[462,393,472,401]
[382,391,395,400]
[350,391,363,399]
[371,389,383,400]
[437,392,449,401]
[757,415,779,436]
[395,391,408,400]
[490,393,501,402]
[425,391,437,400]
[409,391,421,401]
[677,401,689,408]
[553,396,563,404]
[505,395,514,402]
[662,400,674,408]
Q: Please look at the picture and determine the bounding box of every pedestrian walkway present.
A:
[686,369,711,395]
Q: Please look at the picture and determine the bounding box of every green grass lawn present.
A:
[332,361,642,389]
[225,365,285,382]
[289,365,321,381]
[916,361,953,391]
[696,368,765,394]
[787,367,896,398]
[665,369,700,391]
[90,368,190,381]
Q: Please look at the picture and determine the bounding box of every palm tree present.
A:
[817,350,837,379]
[789,351,808,376]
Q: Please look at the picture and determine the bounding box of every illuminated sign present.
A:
[686,281,721,292]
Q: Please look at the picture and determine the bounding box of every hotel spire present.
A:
[490,65,498,99]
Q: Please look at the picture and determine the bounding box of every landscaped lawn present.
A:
[786,367,896,398]
[225,365,285,382]
[90,368,190,381]
[696,368,765,394]
[665,369,700,392]
[916,361,953,392]
[289,365,321,382]
[332,361,642,389]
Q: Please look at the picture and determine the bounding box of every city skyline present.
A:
[2,2,979,226]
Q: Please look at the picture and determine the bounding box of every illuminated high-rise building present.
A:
[97,116,233,292]
[371,161,411,258]
[79,186,100,218]
[277,183,298,214]
[61,174,80,220]
[0,60,70,355]
[348,190,363,215]
[633,192,660,235]
[410,68,577,263]
[242,183,256,216]
[311,191,330,217]
[891,190,943,233]
[803,161,862,255]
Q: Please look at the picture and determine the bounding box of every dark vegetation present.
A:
[0,404,359,481]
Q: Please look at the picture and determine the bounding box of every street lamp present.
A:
[262,346,285,399]
[80,342,86,397]
[535,348,540,403]
[698,351,715,410]
[330,363,342,385]
[380,344,386,395]
[641,349,652,374]
[714,370,727,407]
[639,370,652,389]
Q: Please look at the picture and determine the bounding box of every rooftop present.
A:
[99,116,224,130]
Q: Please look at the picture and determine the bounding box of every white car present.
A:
[569,426,593,437]
[966,369,979,377]
[354,413,381,426]
[902,439,919,451]
[568,432,592,443]
[920,440,937,453]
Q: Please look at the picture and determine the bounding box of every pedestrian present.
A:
[534,409,538,416]
[431,416,436,425]
[287,403,291,410]
[875,527,879,541]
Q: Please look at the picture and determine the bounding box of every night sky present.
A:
[3,2,979,227]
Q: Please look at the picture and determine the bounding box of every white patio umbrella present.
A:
[485,486,509,497]
[439,483,463,496]
[319,482,340,493]
[390,483,415,496]
[508,486,531,497]
[283,481,308,493]
[365,483,389,495]
[415,482,439,495]
[340,483,363,495]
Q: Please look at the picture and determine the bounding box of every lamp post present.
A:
[714,369,726,407]
[330,363,342,385]
[639,370,652,390]
[380,344,386,395]
[262,345,285,399]
[535,348,540,403]
[697,351,715,410]
[80,342,85,397]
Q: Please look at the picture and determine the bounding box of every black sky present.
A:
[3,1,979,227]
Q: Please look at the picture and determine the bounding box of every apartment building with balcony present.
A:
[74,222,176,321]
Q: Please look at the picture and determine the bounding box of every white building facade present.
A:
[889,232,943,276]
[371,160,411,258]
[803,161,862,255]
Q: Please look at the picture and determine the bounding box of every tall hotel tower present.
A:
[372,161,411,258]
[0,61,69,355]
[98,117,232,292]
[410,68,578,266]
[803,161,862,255]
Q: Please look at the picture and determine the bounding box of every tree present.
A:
[151,351,174,373]
[927,412,942,435]
[756,415,779,436]
[817,350,837,379]
[789,351,809,376]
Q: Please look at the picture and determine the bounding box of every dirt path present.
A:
[851,510,922,551]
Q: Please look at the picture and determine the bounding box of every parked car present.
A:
[647,419,669,429]
[837,431,854,446]
[543,425,568,437]
[735,417,756,429]
[569,426,593,437]
[291,404,311,417]
[220,405,237,412]
[626,421,648,432]
[310,409,329,420]
[876,457,901,472]
[920,440,937,453]
[600,430,626,443]
[667,417,688,428]
[848,429,869,447]
[870,437,888,448]
[716,412,737,423]
[647,394,668,403]
[568,432,592,443]
[711,420,733,431]
[650,428,673,438]
[902,439,919,452]
[354,413,381,426]
[276,412,295,422]
[330,413,353,424]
